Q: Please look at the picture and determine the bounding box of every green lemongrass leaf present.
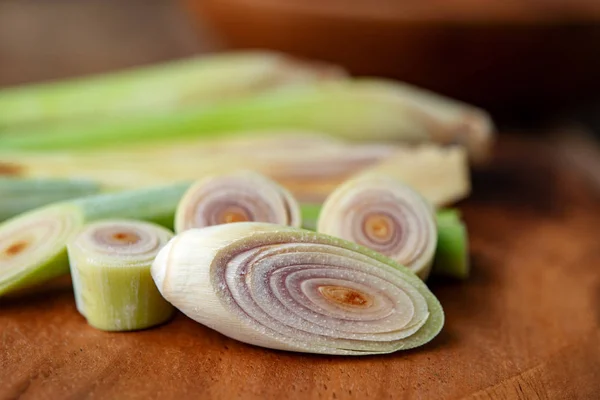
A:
[0,182,190,296]
[0,177,101,221]
[0,79,493,161]
[67,219,175,331]
[152,222,444,355]
[0,51,342,130]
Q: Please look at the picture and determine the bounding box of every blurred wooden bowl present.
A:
[182,0,600,116]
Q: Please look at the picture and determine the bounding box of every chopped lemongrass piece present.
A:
[0,51,344,129]
[67,219,174,331]
[317,176,437,280]
[152,222,444,355]
[0,177,101,221]
[0,79,494,162]
[432,209,470,279]
[0,183,190,296]
[175,171,300,233]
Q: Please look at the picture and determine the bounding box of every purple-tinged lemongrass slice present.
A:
[175,171,301,233]
[317,176,437,280]
[151,222,443,355]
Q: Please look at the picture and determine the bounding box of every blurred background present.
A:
[1,0,599,133]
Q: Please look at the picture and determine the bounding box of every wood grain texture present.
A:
[1,135,599,400]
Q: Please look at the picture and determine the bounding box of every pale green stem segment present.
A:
[0,51,340,130]
[0,182,190,296]
[152,222,444,355]
[300,204,469,279]
[300,203,321,231]
[0,177,101,221]
[432,209,470,279]
[67,219,175,331]
[0,79,493,162]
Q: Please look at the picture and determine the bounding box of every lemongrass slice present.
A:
[152,223,444,355]
[0,183,189,296]
[67,219,174,331]
[432,209,469,279]
[175,171,301,233]
[317,176,437,280]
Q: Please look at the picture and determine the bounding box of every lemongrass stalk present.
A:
[175,171,300,233]
[302,203,469,278]
[317,176,437,280]
[0,79,493,161]
[0,51,343,130]
[151,222,444,355]
[0,177,101,221]
[1,135,468,206]
[67,219,174,331]
[357,145,470,207]
[432,209,469,279]
[0,183,189,296]
[363,79,495,163]
[300,203,322,230]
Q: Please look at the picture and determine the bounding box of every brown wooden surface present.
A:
[1,2,599,399]
[1,135,599,400]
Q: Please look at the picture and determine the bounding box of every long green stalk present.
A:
[0,51,341,130]
[0,183,189,296]
[1,134,469,206]
[0,79,493,161]
[0,177,101,221]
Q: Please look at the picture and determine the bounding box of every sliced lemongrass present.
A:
[0,183,189,296]
[67,219,174,331]
[0,204,83,296]
[358,145,471,207]
[0,51,344,130]
[175,171,301,233]
[432,209,469,279]
[317,176,437,280]
[151,222,444,355]
[0,177,100,221]
[0,79,493,161]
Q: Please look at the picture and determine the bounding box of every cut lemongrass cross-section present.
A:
[68,219,174,331]
[175,171,301,233]
[0,183,190,296]
[152,222,444,355]
[317,175,437,280]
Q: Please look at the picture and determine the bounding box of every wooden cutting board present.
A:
[1,134,599,399]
